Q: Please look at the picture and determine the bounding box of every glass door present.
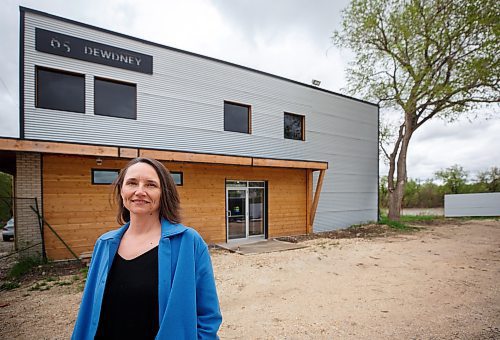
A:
[226,181,266,241]
[226,188,247,240]
[249,188,264,236]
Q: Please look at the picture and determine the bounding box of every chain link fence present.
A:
[0,197,45,261]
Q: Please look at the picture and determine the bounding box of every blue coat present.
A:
[72,218,222,339]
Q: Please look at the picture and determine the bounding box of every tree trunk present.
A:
[387,188,402,220]
[387,118,414,221]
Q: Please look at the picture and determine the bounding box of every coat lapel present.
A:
[103,223,129,272]
[158,236,171,319]
[157,218,187,322]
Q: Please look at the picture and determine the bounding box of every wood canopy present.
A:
[0,137,327,232]
[0,138,328,170]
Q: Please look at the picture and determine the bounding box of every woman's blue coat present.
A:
[72,218,222,339]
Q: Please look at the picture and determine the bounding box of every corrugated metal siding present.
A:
[23,10,379,231]
[314,210,378,232]
[444,193,500,217]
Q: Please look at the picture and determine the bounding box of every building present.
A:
[0,7,378,260]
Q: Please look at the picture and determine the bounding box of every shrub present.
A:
[8,256,45,280]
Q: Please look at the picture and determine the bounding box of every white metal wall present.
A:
[444,193,500,217]
[22,9,379,230]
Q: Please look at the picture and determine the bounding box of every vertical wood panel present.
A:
[306,169,313,234]
[310,169,326,226]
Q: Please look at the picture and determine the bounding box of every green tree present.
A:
[379,175,389,208]
[0,172,13,222]
[435,164,468,194]
[476,166,500,192]
[419,180,443,207]
[333,0,499,220]
[403,178,419,208]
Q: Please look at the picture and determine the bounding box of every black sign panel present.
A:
[35,28,153,74]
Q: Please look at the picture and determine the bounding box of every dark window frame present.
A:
[94,76,137,120]
[224,101,252,134]
[284,112,305,141]
[171,171,183,186]
[35,66,86,113]
[91,169,120,185]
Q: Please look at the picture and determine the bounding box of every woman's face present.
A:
[121,162,161,217]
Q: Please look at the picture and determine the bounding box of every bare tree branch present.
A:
[332,0,500,220]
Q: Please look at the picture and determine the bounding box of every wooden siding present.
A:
[43,155,307,260]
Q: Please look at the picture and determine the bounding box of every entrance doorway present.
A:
[226,181,266,241]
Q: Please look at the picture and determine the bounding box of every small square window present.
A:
[92,169,119,185]
[284,112,305,141]
[36,67,85,113]
[224,101,250,133]
[171,172,183,186]
[95,78,137,119]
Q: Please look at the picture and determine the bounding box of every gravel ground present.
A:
[0,219,499,339]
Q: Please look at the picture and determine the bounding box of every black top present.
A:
[95,246,159,340]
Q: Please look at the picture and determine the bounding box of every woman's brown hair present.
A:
[113,157,181,224]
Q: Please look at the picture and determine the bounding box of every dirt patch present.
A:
[275,218,459,242]
[1,219,499,339]
[15,261,86,285]
[0,253,85,287]
[277,223,405,242]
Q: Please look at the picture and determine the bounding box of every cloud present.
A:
[211,0,350,49]
[1,0,498,181]
[381,117,500,180]
[209,0,351,89]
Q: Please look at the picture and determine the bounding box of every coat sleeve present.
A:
[195,244,222,339]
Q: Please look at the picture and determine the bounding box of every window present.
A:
[95,78,136,119]
[36,67,85,113]
[92,169,119,185]
[284,112,305,141]
[224,101,250,133]
[171,172,183,186]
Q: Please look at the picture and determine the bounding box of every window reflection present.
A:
[224,102,250,133]
[284,112,305,140]
[95,78,136,119]
[37,68,85,113]
[92,170,119,184]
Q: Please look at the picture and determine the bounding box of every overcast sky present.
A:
[0,0,498,181]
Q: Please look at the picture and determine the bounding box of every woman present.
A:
[72,157,222,339]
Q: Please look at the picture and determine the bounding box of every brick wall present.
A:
[14,152,43,259]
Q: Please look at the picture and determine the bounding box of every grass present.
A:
[7,256,46,280]
[80,267,89,280]
[0,281,20,291]
[26,277,76,292]
[378,214,442,230]
[379,213,498,230]
[55,280,72,286]
[1,257,88,292]
[28,281,50,291]
[399,215,443,223]
[378,215,411,230]
[0,256,45,291]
